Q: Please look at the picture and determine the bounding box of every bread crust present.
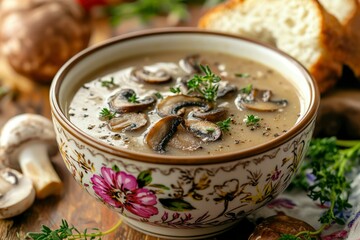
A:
[198,0,348,94]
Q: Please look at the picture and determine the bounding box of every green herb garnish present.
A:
[26,219,122,240]
[170,86,181,94]
[128,93,139,103]
[240,84,253,94]
[243,114,260,126]
[100,77,117,88]
[280,137,360,239]
[99,108,116,120]
[235,73,250,78]
[187,65,221,102]
[216,117,232,132]
[154,92,163,99]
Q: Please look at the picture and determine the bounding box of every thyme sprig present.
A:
[26,219,122,240]
[280,137,360,239]
[187,65,221,102]
[243,114,260,126]
[217,117,232,132]
[127,93,139,103]
[100,77,117,89]
[99,108,116,120]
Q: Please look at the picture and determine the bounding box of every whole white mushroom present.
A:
[0,113,63,199]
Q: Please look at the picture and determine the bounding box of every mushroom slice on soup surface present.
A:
[236,88,288,112]
[185,119,222,142]
[157,94,213,117]
[189,107,228,122]
[179,54,203,74]
[145,115,184,153]
[108,88,155,113]
[217,81,238,98]
[168,125,202,151]
[130,67,172,84]
[108,113,148,131]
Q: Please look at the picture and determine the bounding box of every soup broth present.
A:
[69,51,301,156]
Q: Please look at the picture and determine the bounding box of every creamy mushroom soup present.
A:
[69,52,301,156]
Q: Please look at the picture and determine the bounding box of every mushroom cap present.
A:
[0,0,91,82]
[0,168,35,219]
[0,114,58,169]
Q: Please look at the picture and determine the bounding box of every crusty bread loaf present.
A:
[320,0,360,78]
[198,0,348,94]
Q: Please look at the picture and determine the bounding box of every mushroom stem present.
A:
[18,142,62,199]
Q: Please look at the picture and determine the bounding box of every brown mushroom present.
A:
[185,119,222,142]
[179,54,203,74]
[0,114,63,199]
[217,81,238,98]
[189,107,228,122]
[248,213,319,240]
[108,112,148,131]
[167,125,203,151]
[130,67,172,84]
[314,89,360,139]
[0,168,35,219]
[156,94,213,117]
[236,88,288,112]
[144,115,183,153]
[108,88,155,113]
[0,0,91,82]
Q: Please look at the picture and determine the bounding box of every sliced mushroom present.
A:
[235,88,288,112]
[217,81,238,98]
[185,119,222,142]
[189,107,228,122]
[130,67,172,84]
[179,54,202,74]
[157,95,213,117]
[108,113,148,131]
[0,168,35,219]
[144,115,184,153]
[108,89,155,113]
[168,125,203,151]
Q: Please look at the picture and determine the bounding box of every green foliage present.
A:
[99,108,116,120]
[100,77,117,89]
[170,86,181,94]
[26,219,102,240]
[287,137,360,238]
[240,84,253,94]
[243,114,260,126]
[187,65,221,102]
[216,117,232,132]
[107,0,225,26]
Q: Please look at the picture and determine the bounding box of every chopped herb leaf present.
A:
[217,117,232,132]
[100,77,117,88]
[128,93,139,103]
[154,92,163,99]
[235,73,250,78]
[243,114,260,126]
[170,86,181,94]
[240,84,253,94]
[99,108,116,120]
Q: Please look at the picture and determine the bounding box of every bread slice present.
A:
[320,0,360,78]
[198,0,347,93]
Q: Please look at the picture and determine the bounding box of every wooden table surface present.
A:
[0,6,255,240]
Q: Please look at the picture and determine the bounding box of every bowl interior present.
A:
[51,29,319,164]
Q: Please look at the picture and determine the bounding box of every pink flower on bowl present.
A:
[91,166,158,218]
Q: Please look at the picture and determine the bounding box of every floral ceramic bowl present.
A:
[50,29,320,239]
